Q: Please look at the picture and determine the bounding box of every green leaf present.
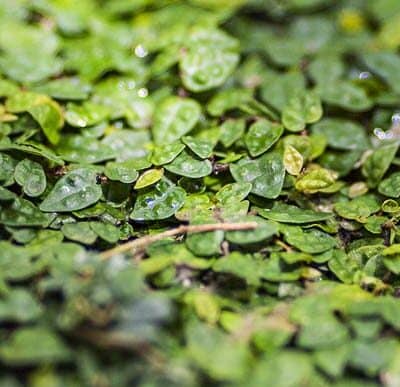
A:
[14,159,46,197]
[61,222,97,245]
[151,142,185,166]
[90,221,120,243]
[249,351,313,387]
[260,70,306,112]
[282,91,323,132]
[245,119,283,157]
[283,144,304,175]
[0,198,51,226]
[349,338,397,376]
[207,89,252,117]
[219,118,246,148]
[164,150,212,178]
[362,144,398,188]
[334,195,381,222]
[280,225,337,253]
[102,130,151,162]
[259,202,332,224]
[40,168,102,212]
[130,179,186,221]
[6,92,64,145]
[56,135,115,164]
[295,167,337,194]
[378,172,400,198]
[186,320,250,381]
[362,52,400,95]
[104,160,139,184]
[182,136,214,159]
[152,96,201,145]
[317,81,373,112]
[0,327,71,365]
[231,151,285,199]
[0,22,61,83]
[213,252,261,285]
[226,217,278,245]
[134,168,164,189]
[65,101,109,127]
[180,28,239,92]
[0,152,17,184]
[187,290,220,324]
[186,219,224,257]
[0,289,42,323]
[32,77,91,100]
[215,182,252,204]
[312,118,368,151]
[328,250,361,283]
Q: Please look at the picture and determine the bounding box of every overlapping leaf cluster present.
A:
[1,0,400,386]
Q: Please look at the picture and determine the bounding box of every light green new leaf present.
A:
[283,144,303,175]
[135,168,164,189]
[295,167,337,194]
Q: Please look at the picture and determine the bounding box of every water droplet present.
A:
[138,88,148,98]
[374,127,392,140]
[359,71,370,80]
[145,198,155,209]
[134,44,148,58]
[392,113,400,124]
[127,81,136,89]
[76,118,87,127]
[61,186,72,195]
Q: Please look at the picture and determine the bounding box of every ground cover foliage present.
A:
[1,0,400,386]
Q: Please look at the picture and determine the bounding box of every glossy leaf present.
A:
[164,150,212,178]
[245,119,283,157]
[104,160,139,184]
[135,168,164,189]
[40,168,102,212]
[282,92,323,132]
[180,28,240,92]
[231,151,285,199]
[259,202,332,224]
[14,159,46,197]
[130,179,186,221]
[152,97,201,145]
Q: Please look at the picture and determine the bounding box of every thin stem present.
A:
[100,221,258,260]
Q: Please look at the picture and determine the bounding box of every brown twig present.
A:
[100,222,258,260]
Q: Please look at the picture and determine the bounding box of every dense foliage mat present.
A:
[2,0,400,386]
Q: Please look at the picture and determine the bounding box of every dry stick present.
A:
[100,221,258,260]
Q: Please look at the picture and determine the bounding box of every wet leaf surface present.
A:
[40,168,102,212]
[1,1,400,386]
